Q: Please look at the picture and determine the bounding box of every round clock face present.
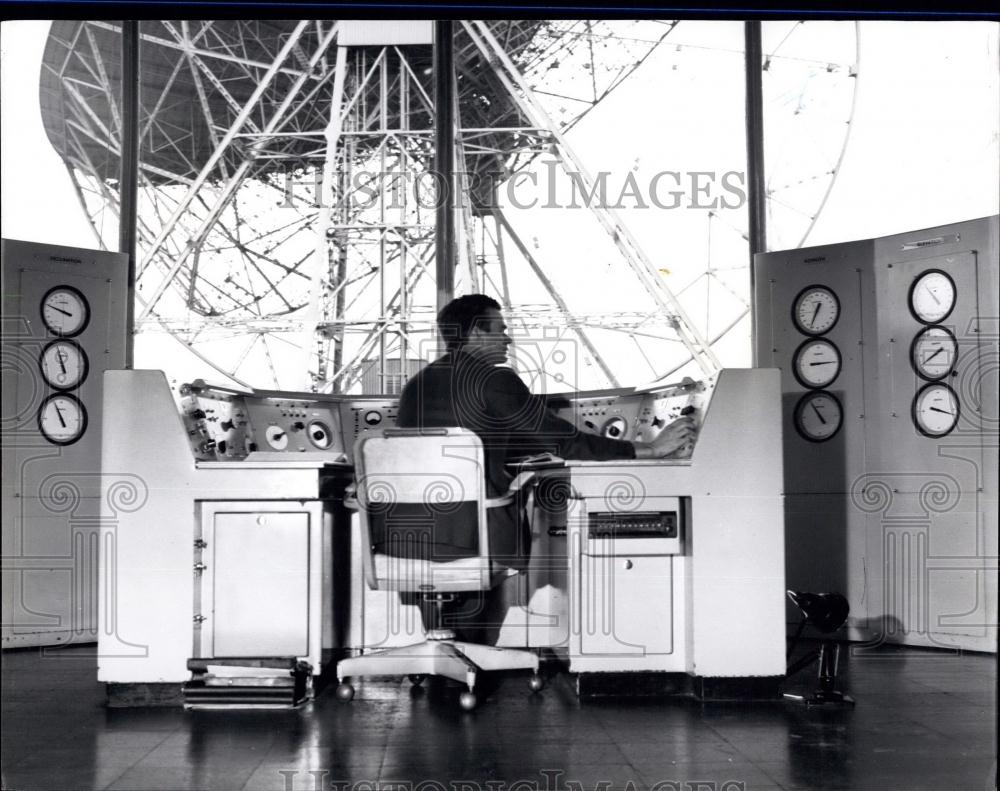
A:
[40,286,90,337]
[37,393,88,446]
[793,338,842,389]
[792,285,840,336]
[39,339,89,390]
[909,269,956,324]
[794,390,843,442]
[913,383,960,437]
[910,326,958,381]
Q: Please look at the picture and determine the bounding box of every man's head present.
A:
[437,294,511,364]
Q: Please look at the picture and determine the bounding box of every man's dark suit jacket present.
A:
[396,348,635,568]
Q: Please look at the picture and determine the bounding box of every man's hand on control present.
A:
[632,415,697,459]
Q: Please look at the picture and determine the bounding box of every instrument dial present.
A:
[913,383,960,437]
[601,416,628,440]
[37,393,88,445]
[793,286,840,336]
[265,425,289,450]
[793,338,842,389]
[41,285,90,337]
[909,269,956,324]
[910,326,958,381]
[308,420,333,449]
[39,339,89,390]
[793,391,843,443]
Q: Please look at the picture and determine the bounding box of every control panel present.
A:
[176,381,399,463]
[179,381,347,462]
[549,376,713,455]
[339,398,400,449]
[174,375,711,464]
[179,382,255,461]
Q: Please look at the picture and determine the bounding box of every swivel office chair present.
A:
[335,428,543,710]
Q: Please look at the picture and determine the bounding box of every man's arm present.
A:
[487,367,634,460]
[488,366,696,461]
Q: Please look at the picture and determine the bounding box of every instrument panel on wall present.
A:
[2,239,129,649]
[906,269,960,436]
[753,215,999,653]
[789,284,843,442]
[35,285,94,444]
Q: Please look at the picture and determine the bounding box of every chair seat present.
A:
[373,553,512,592]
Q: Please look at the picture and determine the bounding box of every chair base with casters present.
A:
[337,427,544,711]
[335,631,542,711]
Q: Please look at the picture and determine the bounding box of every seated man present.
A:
[397,294,695,570]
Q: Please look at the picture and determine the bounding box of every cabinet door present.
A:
[202,509,311,658]
[580,554,673,656]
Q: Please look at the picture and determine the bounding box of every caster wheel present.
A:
[528,673,545,693]
[459,691,477,711]
[408,674,427,687]
[335,682,355,702]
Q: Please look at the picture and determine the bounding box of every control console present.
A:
[177,381,400,463]
[548,376,713,454]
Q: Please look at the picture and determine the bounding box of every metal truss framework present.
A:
[39,20,859,392]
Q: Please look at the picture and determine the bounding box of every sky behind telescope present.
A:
[2,20,997,391]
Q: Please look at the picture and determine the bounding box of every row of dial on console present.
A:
[793,269,957,336]
[793,325,958,390]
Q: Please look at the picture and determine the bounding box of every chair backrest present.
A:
[353,428,495,593]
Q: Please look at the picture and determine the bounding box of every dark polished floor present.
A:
[1,644,996,791]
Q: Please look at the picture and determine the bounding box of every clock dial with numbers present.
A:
[37,393,88,446]
[40,285,90,337]
[793,285,840,336]
[39,339,89,390]
[793,390,843,442]
[793,338,842,389]
[909,269,956,324]
[910,326,958,381]
[913,383,960,437]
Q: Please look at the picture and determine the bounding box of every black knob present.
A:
[651,417,665,429]
[190,409,206,420]
[220,419,234,431]
[292,421,305,431]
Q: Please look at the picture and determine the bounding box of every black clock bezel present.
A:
[791,284,841,336]
[40,284,91,338]
[909,325,957,382]
[912,382,961,438]
[38,339,90,391]
[792,337,842,390]
[793,390,843,443]
[907,268,956,325]
[36,393,88,446]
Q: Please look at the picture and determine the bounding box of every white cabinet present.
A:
[195,501,324,668]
